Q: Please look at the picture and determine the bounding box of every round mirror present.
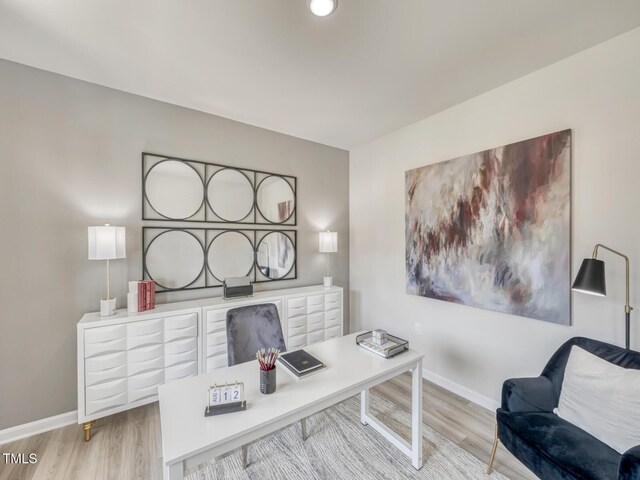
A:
[256,232,295,279]
[256,176,295,223]
[145,230,205,289]
[145,160,204,219]
[207,169,254,222]
[207,231,254,281]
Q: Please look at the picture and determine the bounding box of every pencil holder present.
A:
[260,368,276,394]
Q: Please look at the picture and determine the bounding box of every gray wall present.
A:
[0,59,349,430]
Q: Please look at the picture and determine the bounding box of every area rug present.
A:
[186,393,507,480]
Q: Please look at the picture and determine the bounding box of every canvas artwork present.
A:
[405,130,571,324]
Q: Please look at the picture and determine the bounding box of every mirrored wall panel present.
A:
[143,153,297,225]
[143,227,297,291]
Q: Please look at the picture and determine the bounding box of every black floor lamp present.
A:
[572,243,634,349]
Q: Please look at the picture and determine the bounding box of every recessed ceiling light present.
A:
[309,0,337,17]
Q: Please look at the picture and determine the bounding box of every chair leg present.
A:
[486,424,499,475]
[242,444,248,469]
[301,418,309,441]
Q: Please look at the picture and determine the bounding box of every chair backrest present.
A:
[542,336,640,403]
[226,303,287,366]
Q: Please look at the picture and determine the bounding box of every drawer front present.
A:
[128,344,164,364]
[128,355,165,376]
[127,318,163,337]
[165,347,198,368]
[207,331,227,349]
[165,361,197,382]
[307,313,324,332]
[207,355,228,371]
[86,378,127,402]
[325,309,341,328]
[86,392,128,416]
[85,337,127,358]
[207,341,227,358]
[287,297,306,318]
[288,333,306,349]
[85,364,127,388]
[85,351,127,373]
[307,295,324,314]
[164,324,197,343]
[85,325,127,346]
[127,331,164,350]
[307,329,325,345]
[206,309,228,324]
[207,318,226,335]
[165,313,197,330]
[325,325,341,340]
[288,323,306,337]
[288,315,307,329]
[325,292,341,310]
[165,337,197,355]
[128,369,164,391]
[128,384,159,404]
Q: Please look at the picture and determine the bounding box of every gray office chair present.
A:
[226,303,310,468]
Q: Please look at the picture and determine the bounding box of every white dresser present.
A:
[77,285,343,440]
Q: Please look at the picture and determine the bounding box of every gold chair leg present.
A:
[83,421,94,442]
[301,418,308,441]
[241,444,248,469]
[486,424,499,475]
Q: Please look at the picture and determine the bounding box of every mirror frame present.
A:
[142,153,297,225]
[143,227,297,292]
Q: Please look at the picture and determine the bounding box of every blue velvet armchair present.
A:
[487,337,640,480]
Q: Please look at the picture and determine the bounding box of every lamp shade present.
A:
[88,224,126,260]
[319,231,337,253]
[572,258,606,296]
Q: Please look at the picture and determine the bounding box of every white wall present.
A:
[350,28,640,409]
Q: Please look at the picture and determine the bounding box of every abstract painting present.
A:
[405,130,571,324]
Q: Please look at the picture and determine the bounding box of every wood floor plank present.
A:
[1,377,536,480]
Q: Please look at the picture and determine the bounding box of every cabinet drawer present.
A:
[85,351,127,373]
[164,324,197,343]
[165,313,197,330]
[307,313,324,332]
[307,295,324,314]
[128,344,163,364]
[165,361,197,382]
[288,315,307,329]
[325,309,341,327]
[165,337,197,355]
[288,333,306,349]
[207,355,228,372]
[85,325,126,345]
[207,342,227,358]
[207,331,227,348]
[207,319,226,335]
[165,348,198,368]
[85,364,127,388]
[85,337,127,358]
[288,323,306,337]
[128,356,165,376]
[128,384,159,404]
[307,329,325,345]
[325,292,341,309]
[86,378,127,402]
[128,369,164,390]
[287,297,306,317]
[127,331,164,350]
[325,325,341,339]
[86,392,128,416]
[206,308,228,323]
[127,318,163,337]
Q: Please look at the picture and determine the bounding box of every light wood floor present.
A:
[0,375,536,480]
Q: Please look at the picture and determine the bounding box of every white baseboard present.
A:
[422,368,500,411]
[0,411,77,446]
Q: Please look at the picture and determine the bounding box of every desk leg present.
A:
[360,389,370,425]
[164,461,184,480]
[411,360,423,470]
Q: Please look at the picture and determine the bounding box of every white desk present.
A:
[158,332,424,479]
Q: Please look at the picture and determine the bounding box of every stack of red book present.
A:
[136,280,156,312]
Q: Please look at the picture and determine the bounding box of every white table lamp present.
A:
[88,223,126,316]
[319,231,337,287]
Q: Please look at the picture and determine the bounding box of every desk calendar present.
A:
[204,382,247,416]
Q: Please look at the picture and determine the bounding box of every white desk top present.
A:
[158,332,423,465]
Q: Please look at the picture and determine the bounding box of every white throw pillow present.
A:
[555,345,640,454]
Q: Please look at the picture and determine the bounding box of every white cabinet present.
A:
[78,285,343,425]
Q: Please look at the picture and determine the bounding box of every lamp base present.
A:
[100,298,117,317]
[323,276,333,288]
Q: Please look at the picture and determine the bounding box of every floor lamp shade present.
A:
[319,231,337,253]
[572,258,606,296]
[88,225,126,260]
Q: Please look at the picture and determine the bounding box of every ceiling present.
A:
[1,1,640,150]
